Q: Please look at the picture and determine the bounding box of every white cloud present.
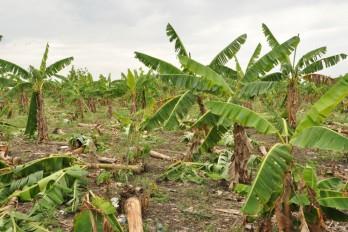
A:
[0,0,347,78]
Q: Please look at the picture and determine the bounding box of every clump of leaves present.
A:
[180,131,194,143]
[160,151,232,184]
[126,143,151,163]
[96,170,113,186]
[68,134,97,153]
[0,156,87,231]
[69,134,91,149]
[220,131,234,146]
[73,191,124,232]
[114,170,134,183]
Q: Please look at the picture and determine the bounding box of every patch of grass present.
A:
[183,185,207,199]
[152,191,170,203]
[180,207,213,220]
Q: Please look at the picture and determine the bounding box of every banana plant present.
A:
[0,43,73,142]
[213,74,348,230]
[135,22,247,116]
[190,34,299,186]
[138,32,299,188]
[123,69,138,114]
[261,23,347,128]
[136,23,298,131]
[2,74,32,114]
[135,23,302,190]
[56,67,108,120]
[120,69,160,116]
[68,67,97,116]
[0,155,87,231]
[0,74,17,118]
[93,74,128,118]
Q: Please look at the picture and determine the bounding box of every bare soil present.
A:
[3,117,348,231]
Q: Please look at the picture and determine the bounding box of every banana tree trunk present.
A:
[25,92,38,137]
[59,95,64,107]
[6,107,13,119]
[107,98,113,118]
[18,92,28,113]
[141,89,146,109]
[229,123,252,188]
[287,79,299,128]
[131,93,137,114]
[76,99,84,119]
[196,95,210,136]
[196,95,206,115]
[87,98,96,113]
[36,91,48,142]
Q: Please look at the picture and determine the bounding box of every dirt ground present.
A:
[6,132,246,231]
[3,112,348,231]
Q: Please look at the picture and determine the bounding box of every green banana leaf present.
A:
[179,56,234,96]
[295,73,348,134]
[242,144,292,217]
[291,126,348,152]
[206,101,279,135]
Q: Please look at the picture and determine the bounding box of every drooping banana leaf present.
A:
[319,190,343,198]
[134,52,182,74]
[192,111,222,128]
[296,46,327,70]
[160,74,226,95]
[192,111,233,151]
[295,74,348,134]
[206,101,279,135]
[318,197,348,211]
[45,57,74,77]
[259,72,284,81]
[163,90,196,129]
[302,53,347,75]
[141,91,195,130]
[242,143,292,217]
[239,81,280,98]
[317,177,344,190]
[179,56,234,96]
[0,59,29,78]
[199,125,230,152]
[291,126,348,152]
[211,65,237,79]
[141,95,180,131]
[209,34,247,68]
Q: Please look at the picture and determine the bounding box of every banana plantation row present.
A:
[0,23,348,231]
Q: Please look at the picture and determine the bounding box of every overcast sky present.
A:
[0,0,347,78]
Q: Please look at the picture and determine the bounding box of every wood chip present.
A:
[214,208,240,215]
